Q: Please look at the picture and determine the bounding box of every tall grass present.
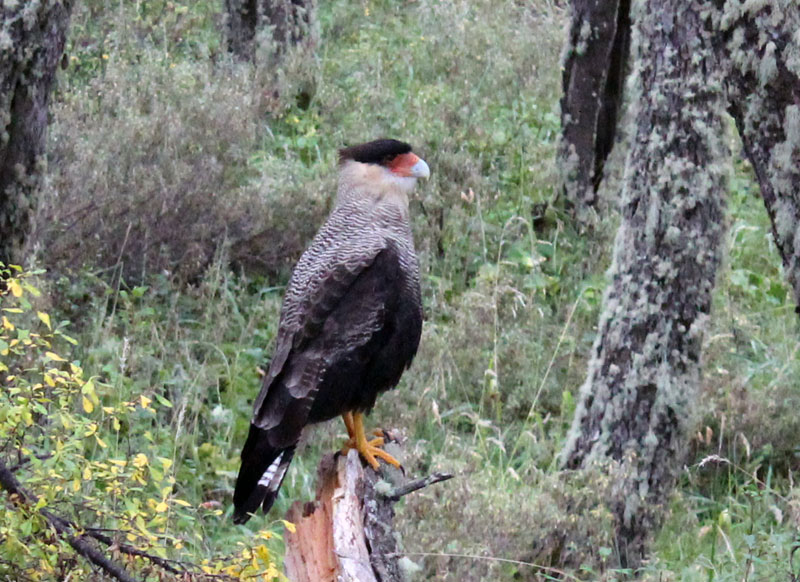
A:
[22,0,800,580]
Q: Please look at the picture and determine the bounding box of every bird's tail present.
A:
[233,424,296,524]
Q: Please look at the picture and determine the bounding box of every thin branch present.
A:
[6,453,52,473]
[385,472,453,500]
[390,552,582,582]
[82,530,183,575]
[1,459,241,580]
[0,458,138,582]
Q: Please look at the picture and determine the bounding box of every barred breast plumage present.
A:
[233,139,428,523]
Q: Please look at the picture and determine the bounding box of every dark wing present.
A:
[233,243,412,522]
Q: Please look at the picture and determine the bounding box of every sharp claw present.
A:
[340,412,403,470]
[371,447,402,468]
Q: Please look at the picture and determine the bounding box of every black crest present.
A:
[338,139,412,166]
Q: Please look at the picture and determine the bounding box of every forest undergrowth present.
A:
[2,0,798,580]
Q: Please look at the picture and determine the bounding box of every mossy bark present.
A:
[0,1,73,266]
[561,0,728,567]
[713,0,800,311]
[225,0,314,61]
[558,0,631,221]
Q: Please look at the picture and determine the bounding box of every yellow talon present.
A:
[341,436,384,453]
[339,412,402,470]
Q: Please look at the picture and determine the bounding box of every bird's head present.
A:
[336,139,430,206]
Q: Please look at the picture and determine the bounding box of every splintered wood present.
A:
[283,454,340,581]
[283,446,452,582]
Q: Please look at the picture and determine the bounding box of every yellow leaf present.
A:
[44,374,55,387]
[155,501,169,513]
[172,499,191,507]
[37,311,51,329]
[1,316,14,331]
[45,351,66,362]
[281,519,296,534]
[254,544,270,562]
[82,379,100,405]
[83,466,92,481]
[133,453,148,468]
[82,395,94,413]
[95,435,107,448]
[140,395,151,409]
[8,279,22,297]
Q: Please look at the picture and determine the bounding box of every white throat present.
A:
[336,160,418,209]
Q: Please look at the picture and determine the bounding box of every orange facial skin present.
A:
[388,152,422,176]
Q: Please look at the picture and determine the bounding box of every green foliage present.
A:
[16,0,800,580]
[0,264,282,580]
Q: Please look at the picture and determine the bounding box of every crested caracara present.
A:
[233,138,429,524]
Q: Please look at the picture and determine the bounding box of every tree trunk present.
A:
[558,0,631,221]
[0,1,73,266]
[284,448,451,582]
[714,1,800,312]
[225,0,314,61]
[560,0,728,568]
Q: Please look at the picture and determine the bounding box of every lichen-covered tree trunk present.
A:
[558,0,631,221]
[0,1,73,266]
[714,0,800,311]
[560,0,728,567]
[225,0,314,61]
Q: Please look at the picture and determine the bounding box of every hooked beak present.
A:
[389,152,431,179]
[409,157,430,179]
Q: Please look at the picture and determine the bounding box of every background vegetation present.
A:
[3,0,798,579]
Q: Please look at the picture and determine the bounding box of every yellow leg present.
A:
[342,412,356,439]
[341,412,384,454]
[352,412,402,470]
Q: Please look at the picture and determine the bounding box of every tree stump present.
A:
[284,444,451,582]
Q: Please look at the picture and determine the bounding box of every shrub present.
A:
[35,1,326,284]
[0,264,282,580]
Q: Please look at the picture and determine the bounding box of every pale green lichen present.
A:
[373,479,394,496]
[576,19,592,56]
[0,28,12,52]
[759,41,778,85]
[398,556,422,580]
[562,0,729,561]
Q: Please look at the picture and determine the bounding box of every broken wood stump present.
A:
[284,442,452,582]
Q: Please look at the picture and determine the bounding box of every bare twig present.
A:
[82,530,183,575]
[385,472,453,500]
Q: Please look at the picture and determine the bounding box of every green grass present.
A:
[11,0,799,579]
